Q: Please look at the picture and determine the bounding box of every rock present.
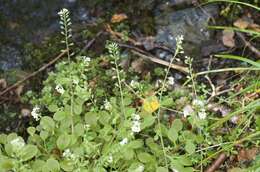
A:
[0,44,23,71]
[154,4,219,59]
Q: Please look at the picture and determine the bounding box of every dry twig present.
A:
[236,32,260,58]
[205,153,227,172]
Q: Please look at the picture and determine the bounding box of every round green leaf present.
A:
[57,134,70,150]
[40,116,55,132]
[19,145,38,162]
[74,123,84,137]
[167,127,178,142]
[137,152,154,163]
[45,158,60,172]
[172,119,183,132]
[185,140,196,154]
[27,127,36,136]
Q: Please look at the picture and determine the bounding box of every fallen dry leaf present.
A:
[131,58,146,73]
[234,18,250,29]
[237,147,259,161]
[21,108,31,117]
[222,29,235,48]
[0,79,7,89]
[111,13,128,23]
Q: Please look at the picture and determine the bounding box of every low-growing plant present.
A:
[0,7,259,172]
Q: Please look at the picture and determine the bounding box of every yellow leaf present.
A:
[143,96,160,113]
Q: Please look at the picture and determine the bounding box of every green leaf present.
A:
[27,127,36,136]
[157,167,168,172]
[141,115,156,129]
[73,98,84,115]
[48,103,59,112]
[19,145,38,162]
[185,140,196,154]
[171,119,183,132]
[40,131,49,141]
[161,97,174,107]
[40,116,55,132]
[74,123,84,137]
[0,158,15,170]
[137,152,154,163]
[61,160,74,172]
[167,127,178,142]
[32,160,45,172]
[54,110,68,121]
[128,140,144,149]
[0,134,7,144]
[85,112,98,126]
[57,134,71,150]
[45,158,60,172]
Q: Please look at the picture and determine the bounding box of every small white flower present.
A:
[10,138,25,150]
[135,165,145,172]
[132,120,141,133]
[104,99,112,111]
[31,106,41,121]
[120,138,128,145]
[80,56,91,66]
[130,80,139,88]
[73,79,79,85]
[192,99,205,108]
[107,155,113,163]
[132,113,140,121]
[58,8,69,16]
[63,149,76,160]
[55,84,65,94]
[198,109,207,120]
[167,76,175,86]
[183,105,194,118]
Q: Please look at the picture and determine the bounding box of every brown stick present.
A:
[205,153,227,172]
[0,50,67,97]
[236,32,260,58]
[131,50,189,74]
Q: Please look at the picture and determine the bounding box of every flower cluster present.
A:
[167,76,175,86]
[103,99,112,111]
[182,99,207,120]
[80,56,91,66]
[131,113,141,133]
[175,35,184,54]
[31,106,41,121]
[130,80,139,89]
[63,149,76,160]
[119,138,128,146]
[55,84,65,94]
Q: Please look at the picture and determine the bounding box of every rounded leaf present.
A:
[19,145,38,162]
[57,134,70,150]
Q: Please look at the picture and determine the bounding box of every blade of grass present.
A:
[208,99,260,130]
[204,0,260,11]
[208,26,260,36]
[215,54,260,68]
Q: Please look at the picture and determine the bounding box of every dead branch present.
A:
[205,153,227,172]
[0,50,67,97]
[236,32,260,58]
[131,50,189,74]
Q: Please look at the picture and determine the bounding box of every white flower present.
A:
[63,149,76,160]
[55,84,65,94]
[130,80,139,88]
[31,106,41,121]
[58,8,69,16]
[107,155,113,163]
[104,99,112,111]
[132,113,140,121]
[167,76,175,86]
[183,105,194,118]
[10,138,25,150]
[120,138,128,145]
[80,56,91,66]
[198,109,207,120]
[192,99,205,108]
[134,165,145,172]
[176,35,184,53]
[132,120,141,133]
